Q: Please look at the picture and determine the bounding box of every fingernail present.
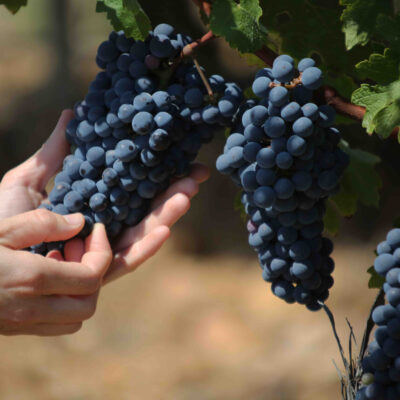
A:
[64,213,83,226]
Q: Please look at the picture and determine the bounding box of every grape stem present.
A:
[165,30,216,89]
[318,301,349,373]
[190,0,399,138]
[193,57,214,97]
[319,301,360,400]
[170,30,216,71]
[182,30,216,57]
[270,76,302,90]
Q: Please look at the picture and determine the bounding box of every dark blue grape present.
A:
[149,34,174,58]
[102,168,119,187]
[115,139,138,162]
[281,102,302,122]
[154,111,173,130]
[274,177,295,199]
[86,146,105,167]
[129,60,147,79]
[298,58,316,72]
[272,60,295,83]
[252,77,271,97]
[269,86,289,106]
[301,67,323,90]
[256,148,276,168]
[301,103,319,120]
[89,193,108,212]
[253,186,276,208]
[97,41,119,62]
[244,124,265,142]
[264,116,286,138]
[132,111,154,134]
[137,180,158,199]
[243,142,262,163]
[63,191,84,212]
[49,182,71,204]
[287,135,307,156]
[293,117,313,137]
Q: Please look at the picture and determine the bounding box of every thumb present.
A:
[0,209,84,249]
[1,110,73,191]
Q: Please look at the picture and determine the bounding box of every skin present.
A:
[0,110,209,335]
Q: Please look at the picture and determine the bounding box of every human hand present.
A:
[0,210,112,336]
[0,110,73,219]
[0,110,210,284]
[103,163,209,284]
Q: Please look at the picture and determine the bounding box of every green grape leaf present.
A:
[324,72,358,100]
[356,48,400,85]
[259,0,372,92]
[368,266,385,289]
[0,0,27,14]
[96,0,151,41]
[339,141,382,208]
[339,0,391,50]
[375,14,400,55]
[352,80,400,137]
[324,200,341,236]
[210,0,268,52]
[331,174,358,217]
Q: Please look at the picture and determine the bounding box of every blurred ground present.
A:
[0,226,382,400]
[0,1,398,399]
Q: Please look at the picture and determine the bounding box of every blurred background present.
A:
[0,1,399,399]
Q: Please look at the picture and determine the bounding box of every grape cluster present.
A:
[30,24,243,255]
[216,55,349,311]
[357,229,400,399]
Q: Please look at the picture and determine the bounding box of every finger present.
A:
[151,163,209,210]
[151,176,199,210]
[114,193,190,252]
[103,226,170,284]
[81,223,113,277]
[37,293,98,324]
[189,163,210,183]
[1,292,98,326]
[2,246,104,296]
[2,322,83,337]
[1,110,74,191]
[64,238,85,263]
[29,322,83,336]
[0,209,84,249]
[169,163,209,185]
[46,250,64,261]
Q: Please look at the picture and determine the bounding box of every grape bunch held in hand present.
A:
[358,229,400,400]
[31,24,243,255]
[216,55,349,311]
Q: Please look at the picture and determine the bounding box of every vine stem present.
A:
[190,0,399,138]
